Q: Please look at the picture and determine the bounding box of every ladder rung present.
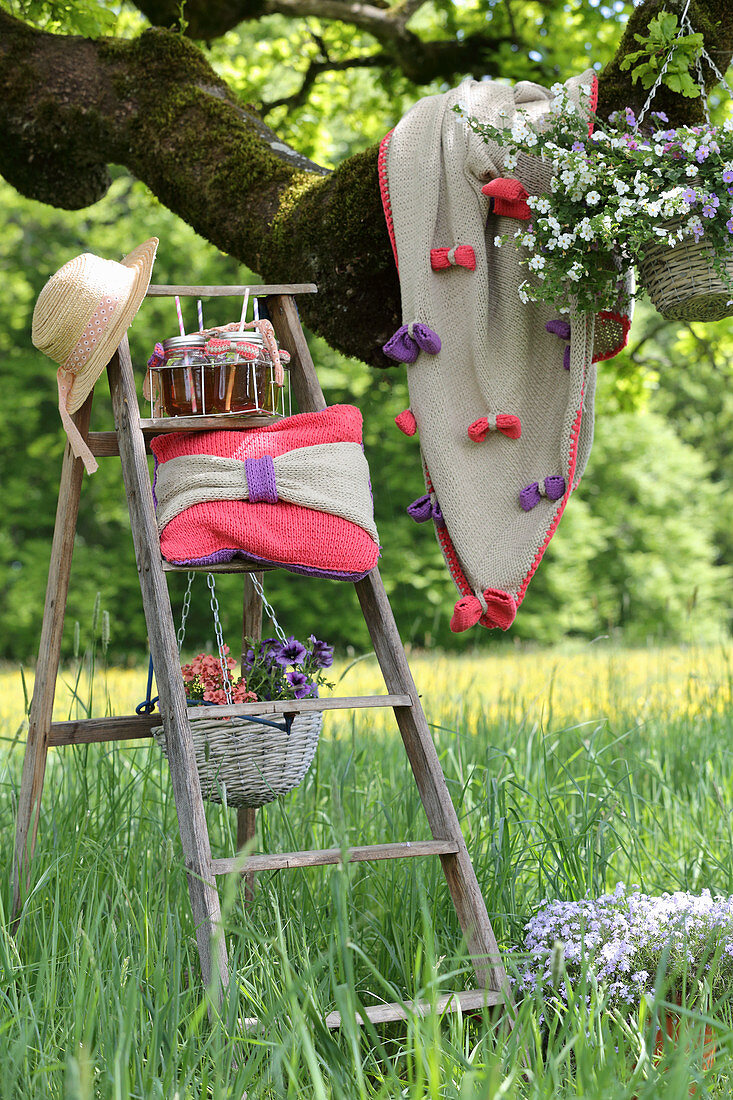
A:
[242,989,503,1031]
[89,414,282,457]
[187,695,412,719]
[323,989,504,1028]
[139,413,282,432]
[162,560,278,574]
[49,714,159,746]
[146,283,317,297]
[212,840,459,875]
[47,695,413,746]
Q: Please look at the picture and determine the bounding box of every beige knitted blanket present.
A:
[380,71,602,632]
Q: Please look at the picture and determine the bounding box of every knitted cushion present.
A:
[379,71,631,633]
[150,405,380,580]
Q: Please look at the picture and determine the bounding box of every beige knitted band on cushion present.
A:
[154,442,380,543]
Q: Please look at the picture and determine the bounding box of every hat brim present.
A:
[66,237,158,414]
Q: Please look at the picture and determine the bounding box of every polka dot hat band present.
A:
[32,238,158,474]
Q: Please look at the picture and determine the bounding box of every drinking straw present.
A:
[197,299,204,332]
[175,295,185,336]
[174,295,198,413]
[238,289,250,332]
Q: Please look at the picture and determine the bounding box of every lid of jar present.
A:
[224,330,270,346]
[162,335,207,349]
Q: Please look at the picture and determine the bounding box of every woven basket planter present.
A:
[637,233,733,322]
[153,710,322,807]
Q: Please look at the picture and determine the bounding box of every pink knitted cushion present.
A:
[151,405,380,580]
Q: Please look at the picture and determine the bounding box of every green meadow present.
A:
[2,644,733,1098]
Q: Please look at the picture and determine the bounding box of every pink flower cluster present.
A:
[181,647,257,705]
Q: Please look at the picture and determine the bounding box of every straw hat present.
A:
[32,238,158,473]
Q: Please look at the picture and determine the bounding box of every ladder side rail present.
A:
[107,336,229,998]
[11,392,94,921]
[354,573,508,995]
[265,293,507,995]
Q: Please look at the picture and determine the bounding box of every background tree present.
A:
[0,0,731,660]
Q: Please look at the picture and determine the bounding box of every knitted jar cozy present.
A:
[379,71,629,632]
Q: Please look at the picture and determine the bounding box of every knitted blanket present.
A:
[379,71,629,632]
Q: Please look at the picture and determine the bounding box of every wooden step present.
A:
[242,989,503,1031]
[89,413,281,457]
[212,839,460,876]
[49,713,159,746]
[47,695,413,746]
[186,694,412,719]
[323,989,504,1028]
[162,560,277,574]
[146,282,317,298]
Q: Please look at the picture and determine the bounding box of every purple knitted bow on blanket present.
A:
[383,322,442,364]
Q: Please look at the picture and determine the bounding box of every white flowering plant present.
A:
[460,82,733,313]
[515,884,733,1011]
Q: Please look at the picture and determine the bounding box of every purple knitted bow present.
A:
[546,319,571,370]
[519,476,566,512]
[383,322,441,364]
[407,493,444,526]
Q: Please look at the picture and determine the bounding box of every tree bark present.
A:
[0,1,732,368]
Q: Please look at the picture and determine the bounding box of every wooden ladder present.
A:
[11,283,510,1027]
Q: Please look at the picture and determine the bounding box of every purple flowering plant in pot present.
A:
[514,882,732,1065]
[242,634,334,702]
[460,81,733,321]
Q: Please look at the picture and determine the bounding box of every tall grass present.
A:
[1,643,733,1097]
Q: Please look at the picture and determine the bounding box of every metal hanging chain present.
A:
[249,573,289,644]
[176,571,196,654]
[207,572,234,705]
[636,0,733,130]
[635,0,693,129]
[682,10,733,101]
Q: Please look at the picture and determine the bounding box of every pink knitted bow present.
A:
[482,177,532,220]
[430,246,476,271]
[395,409,417,436]
[468,414,522,442]
[450,588,517,633]
[383,322,442,364]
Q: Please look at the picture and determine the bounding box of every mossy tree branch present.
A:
[0,2,732,368]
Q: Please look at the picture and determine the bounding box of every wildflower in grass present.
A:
[516,884,733,1012]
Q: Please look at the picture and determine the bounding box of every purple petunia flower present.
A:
[244,638,282,668]
[651,111,669,123]
[285,669,316,698]
[275,635,308,667]
[624,107,636,126]
[571,141,585,152]
[702,204,716,218]
[308,635,334,669]
[723,169,733,184]
[682,188,697,205]
[696,146,710,163]
[727,218,733,233]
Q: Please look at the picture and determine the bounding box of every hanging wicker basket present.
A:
[152,710,322,808]
[637,232,733,322]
